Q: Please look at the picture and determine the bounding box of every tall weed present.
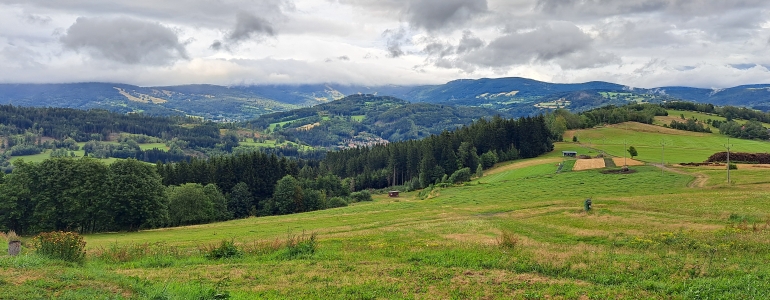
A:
[32,231,86,263]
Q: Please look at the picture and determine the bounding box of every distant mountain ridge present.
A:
[0,78,769,121]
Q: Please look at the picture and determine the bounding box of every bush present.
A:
[729,163,738,170]
[350,190,372,202]
[448,167,472,183]
[32,231,86,262]
[326,197,348,208]
[283,232,317,259]
[203,239,242,260]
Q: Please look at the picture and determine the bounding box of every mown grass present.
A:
[567,122,770,163]
[3,131,770,298]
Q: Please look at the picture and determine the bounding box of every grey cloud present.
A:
[456,30,484,53]
[227,12,275,43]
[595,19,682,48]
[383,28,408,58]
[1,0,292,29]
[536,0,667,18]
[24,14,51,25]
[0,45,42,68]
[210,40,223,50]
[536,0,770,20]
[339,0,487,31]
[461,22,618,69]
[60,17,188,65]
[405,0,487,31]
[325,56,350,62]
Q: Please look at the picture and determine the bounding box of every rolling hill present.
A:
[5,124,770,298]
[1,78,770,122]
[249,94,502,147]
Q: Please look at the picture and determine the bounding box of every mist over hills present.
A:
[0,77,769,121]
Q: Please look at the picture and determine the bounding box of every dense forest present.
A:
[322,115,553,190]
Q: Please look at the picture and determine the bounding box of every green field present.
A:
[568,122,770,163]
[9,142,167,164]
[3,125,770,298]
[351,115,365,122]
[654,110,770,134]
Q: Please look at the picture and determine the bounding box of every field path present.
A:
[653,164,708,188]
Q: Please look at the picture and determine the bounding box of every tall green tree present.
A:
[108,159,168,231]
[627,146,638,159]
[269,175,304,215]
[229,182,253,219]
[167,183,213,227]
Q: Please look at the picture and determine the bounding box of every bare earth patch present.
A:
[612,157,644,166]
[573,158,606,171]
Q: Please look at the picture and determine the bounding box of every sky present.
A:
[1,0,770,88]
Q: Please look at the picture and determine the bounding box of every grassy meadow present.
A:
[566,122,770,163]
[3,124,770,299]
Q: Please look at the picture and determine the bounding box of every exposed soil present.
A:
[573,158,606,171]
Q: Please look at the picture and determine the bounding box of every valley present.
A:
[2,114,770,298]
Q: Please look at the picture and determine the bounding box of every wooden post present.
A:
[8,241,20,256]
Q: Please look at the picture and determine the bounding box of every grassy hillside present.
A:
[567,122,770,163]
[3,126,770,298]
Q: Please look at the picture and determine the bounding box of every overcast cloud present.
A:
[0,0,769,88]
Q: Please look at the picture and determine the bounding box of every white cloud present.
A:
[0,0,769,88]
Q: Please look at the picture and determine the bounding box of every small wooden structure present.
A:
[562,151,577,157]
[8,241,20,256]
[388,191,400,197]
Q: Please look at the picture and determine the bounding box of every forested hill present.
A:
[247,94,501,147]
[1,78,769,121]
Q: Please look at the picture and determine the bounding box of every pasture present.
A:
[2,124,770,298]
[566,122,770,163]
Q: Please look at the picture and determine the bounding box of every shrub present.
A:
[3,230,20,242]
[32,231,86,262]
[203,239,242,260]
[326,197,348,208]
[283,232,317,259]
[350,190,372,202]
[448,167,472,183]
[729,163,738,170]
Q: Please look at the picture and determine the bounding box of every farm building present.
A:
[388,191,400,197]
[562,151,577,157]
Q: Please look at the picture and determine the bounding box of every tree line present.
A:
[321,115,553,190]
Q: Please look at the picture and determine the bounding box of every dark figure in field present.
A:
[584,198,592,212]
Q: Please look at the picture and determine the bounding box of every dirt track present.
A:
[653,164,708,188]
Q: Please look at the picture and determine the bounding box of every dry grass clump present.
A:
[497,231,519,250]
[3,230,20,242]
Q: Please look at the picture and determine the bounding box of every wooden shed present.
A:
[388,191,400,197]
[562,151,577,157]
